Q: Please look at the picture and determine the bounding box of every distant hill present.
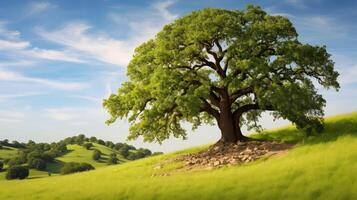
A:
[0,135,162,180]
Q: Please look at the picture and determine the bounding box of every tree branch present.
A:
[200,98,220,120]
[230,86,254,103]
[233,103,274,119]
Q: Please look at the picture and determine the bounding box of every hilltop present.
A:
[0,112,356,199]
[0,135,161,180]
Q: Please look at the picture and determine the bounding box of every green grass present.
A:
[0,146,19,160]
[57,143,127,168]
[0,112,356,199]
[0,142,128,180]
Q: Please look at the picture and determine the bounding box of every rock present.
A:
[244,149,253,154]
[237,142,245,146]
[229,158,237,164]
[186,161,193,165]
[177,140,293,170]
[242,155,249,161]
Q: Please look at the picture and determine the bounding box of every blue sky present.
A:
[0,0,356,152]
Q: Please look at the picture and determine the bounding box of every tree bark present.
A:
[217,92,249,144]
[218,115,248,143]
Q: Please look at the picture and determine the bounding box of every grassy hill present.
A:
[0,142,129,180]
[57,143,127,168]
[0,112,356,199]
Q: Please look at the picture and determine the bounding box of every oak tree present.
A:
[104,6,339,144]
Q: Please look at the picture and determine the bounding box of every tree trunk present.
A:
[218,93,248,144]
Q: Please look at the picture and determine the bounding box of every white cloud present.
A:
[0,21,21,39]
[0,21,85,63]
[26,48,84,63]
[44,107,104,123]
[0,111,25,123]
[308,16,333,30]
[0,39,30,49]
[153,0,178,21]
[45,108,80,121]
[0,93,40,102]
[0,69,87,90]
[338,64,357,85]
[69,95,101,103]
[37,23,132,66]
[28,2,54,15]
[36,0,178,67]
[0,60,36,67]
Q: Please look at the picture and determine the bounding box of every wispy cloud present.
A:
[0,21,21,39]
[37,23,132,66]
[0,60,36,67]
[36,0,178,67]
[0,93,40,102]
[0,22,85,63]
[153,0,178,21]
[44,107,103,123]
[338,64,357,85]
[0,39,30,49]
[25,48,84,63]
[28,2,54,15]
[0,69,87,90]
[297,15,348,40]
[0,110,25,123]
[45,108,80,121]
[69,95,101,103]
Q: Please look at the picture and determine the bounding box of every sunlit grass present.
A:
[0,112,356,199]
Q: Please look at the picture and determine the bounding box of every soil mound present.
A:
[175,140,294,169]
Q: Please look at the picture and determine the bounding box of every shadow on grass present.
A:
[46,160,65,174]
[252,115,357,145]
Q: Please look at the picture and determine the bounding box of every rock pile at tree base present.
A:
[175,140,294,169]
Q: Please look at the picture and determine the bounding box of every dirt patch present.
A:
[174,140,294,170]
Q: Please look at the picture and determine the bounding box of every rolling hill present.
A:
[0,112,356,199]
[0,141,140,180]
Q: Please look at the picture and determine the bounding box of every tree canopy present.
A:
[103,5,339,144]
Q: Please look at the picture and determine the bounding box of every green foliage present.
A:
[107,153,119,165]
[28,158,46,170]
[60,162,94,175]
[7,152,27,167]
[92,150,101,161]
[83,143,93,150]
[6,165,29,180]
[97,139,105,145]
[89,137,97,143]
[104,5,339,143]
[118,146,129,158]
[0,161,3,171]
[105,141,115,149]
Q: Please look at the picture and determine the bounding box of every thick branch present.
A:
[230,86,254,103]
[199,41,226,78]
[209,90,220,107]
[200,98,220,120]
[233,103,274,119]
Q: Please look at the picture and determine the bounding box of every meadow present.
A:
[0,112,356,200]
